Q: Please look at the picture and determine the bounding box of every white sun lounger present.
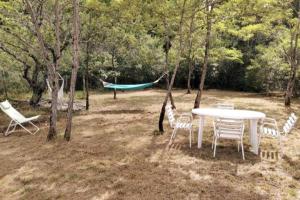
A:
[0,100,40,136]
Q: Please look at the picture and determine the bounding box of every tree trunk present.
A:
[164,36,175,109]
[0,44,47,106]
[47,74,59,141]
[194,1,213,108]
[285,57,298,106]
[159,0,187,132]
[85,44,90,110]
[27,63,47,106]
[285,75,296,106]
[187,58,194,94]
[186,6,197,94]
[285,9,300,106]
[82,74,86,93]
[64,0,80,141]
[24,0,60,141]
[85,14,92,111]
[112,51,117,99]
[30,85,44,106]
[1,70,8,99]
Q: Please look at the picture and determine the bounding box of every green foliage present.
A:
[0,0,300,95]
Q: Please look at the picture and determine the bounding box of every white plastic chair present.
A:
[0,100,40,136]
[259,113,298,153]
[166,104,193,148]
[213,118,245,160]
[212,102,235,148]
[216,103,234,110]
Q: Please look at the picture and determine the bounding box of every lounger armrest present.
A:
[25,115,40,122]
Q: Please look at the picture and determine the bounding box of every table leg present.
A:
[198,116,205,149]
[249,119,259,155]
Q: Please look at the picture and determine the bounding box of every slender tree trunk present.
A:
[25,0,60,140]
[85,42,90,110]
[285,10,300,106]
[82,74,86,93]
[159,0,187,132]
[187,6,197,94]
[30,85,45,106]
[64,0,80,141]
[187,58,194,94]
[1,70,8,99]
[112,51,117,99]
[48,73,59,140]
[28,68,46,107]
[164,36,175,109]
[194,1,213,108]
[64,75,68,90]
[85,14,92,110]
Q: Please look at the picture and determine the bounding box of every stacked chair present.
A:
[259,113,298,155]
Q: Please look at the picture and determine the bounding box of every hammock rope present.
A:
[100,73,167,90]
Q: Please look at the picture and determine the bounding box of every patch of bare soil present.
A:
[0,89,299,199]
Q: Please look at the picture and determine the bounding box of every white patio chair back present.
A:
[214,119,244,139]
[213,118,245,159]
[283,113,298,135]
[216,103,234,110]
[0,100,26,123]
[166,104,176,128]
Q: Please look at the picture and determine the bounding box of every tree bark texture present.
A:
[25,0,60,141]
[194,0,213,108]
[64,0,80,141]
[163,35,175,109]
[159,0,187,132]
[187,6,197,94]
[285,9,300,106]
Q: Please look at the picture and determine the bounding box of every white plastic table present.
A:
[192,108,266,155]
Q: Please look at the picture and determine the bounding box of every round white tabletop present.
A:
[192,108,266,120]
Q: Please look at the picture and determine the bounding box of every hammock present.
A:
[100,73,166,90]
[46,73,64,105]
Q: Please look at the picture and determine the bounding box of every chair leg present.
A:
[29,122,40,135]
[241,139,245,160]
[169,128,177,145]
[5,120,17,136]
[278,136,282,158]
[18,123,35,135]
[191,126,194,142]
[189,129,192,148]
[213,138,217,157]
[237,141,240,152]
[212,134,215,150]
[171,128,177,140]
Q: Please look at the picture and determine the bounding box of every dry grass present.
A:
[0,89,299,200]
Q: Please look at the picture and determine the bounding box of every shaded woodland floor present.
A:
[0,89,299,200]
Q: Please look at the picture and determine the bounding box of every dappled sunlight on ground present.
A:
[0,89,299,199]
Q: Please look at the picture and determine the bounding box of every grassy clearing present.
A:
[0,89,299,200]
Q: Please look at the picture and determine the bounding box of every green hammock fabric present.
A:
[103,82,155,90]
[100,73,166,90]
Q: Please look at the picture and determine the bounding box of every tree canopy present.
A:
[0,0,300,99]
